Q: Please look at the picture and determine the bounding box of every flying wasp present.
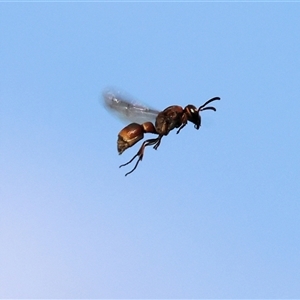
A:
[103,90,220,176]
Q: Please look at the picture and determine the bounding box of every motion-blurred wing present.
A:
[103,90,159,124]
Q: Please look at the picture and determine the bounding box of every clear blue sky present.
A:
[1,2,300,298]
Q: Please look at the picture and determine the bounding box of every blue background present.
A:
[1,2,300,298]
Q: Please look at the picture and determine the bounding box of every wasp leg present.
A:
[176,123,187,134]
[120,136,161,176]
[153,135,163,150]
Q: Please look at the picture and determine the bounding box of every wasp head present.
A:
[185,96,220,129]
[184,105,201,129]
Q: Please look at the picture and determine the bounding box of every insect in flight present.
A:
[103,90,220,176]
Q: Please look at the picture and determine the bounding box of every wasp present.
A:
[104,91,220,176]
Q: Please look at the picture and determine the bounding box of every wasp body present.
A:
[104,91,220,176]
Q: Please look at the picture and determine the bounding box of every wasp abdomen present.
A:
[117,122,156,154]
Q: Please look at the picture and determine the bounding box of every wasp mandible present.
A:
[103,91,220,176]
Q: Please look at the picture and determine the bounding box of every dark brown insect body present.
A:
[104,93,220,176]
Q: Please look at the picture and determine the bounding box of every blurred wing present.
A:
[103,90,160,124]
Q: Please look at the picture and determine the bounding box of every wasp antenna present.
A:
[201,106,217,112]
[199,97,220,111]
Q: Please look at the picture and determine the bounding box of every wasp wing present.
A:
[103,90,160,124]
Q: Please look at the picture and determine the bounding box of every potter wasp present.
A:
[104,90,220,176]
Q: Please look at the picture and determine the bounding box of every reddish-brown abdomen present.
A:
[117,123,144,154]
[117,122,157,154]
